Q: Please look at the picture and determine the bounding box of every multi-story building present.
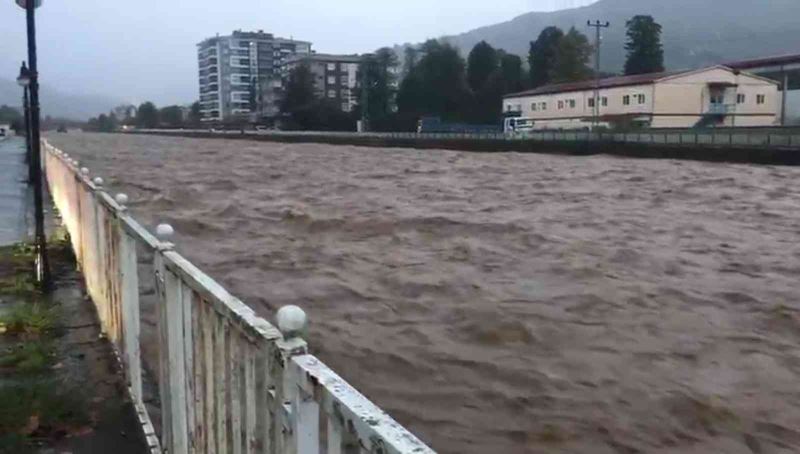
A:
[197,30,311,122]
[280,53,361,113]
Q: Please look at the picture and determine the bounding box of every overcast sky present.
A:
[0,0,595,106]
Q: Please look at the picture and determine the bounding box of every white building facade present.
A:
[503,66,780,131]
[197,30,312,122]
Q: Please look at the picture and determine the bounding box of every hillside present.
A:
[0,78,120,121]
[441,0,800,72]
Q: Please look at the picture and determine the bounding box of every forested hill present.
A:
[440,0,800,72]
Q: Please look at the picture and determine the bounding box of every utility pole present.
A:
[587,20,610,130]
[19,0,51,290]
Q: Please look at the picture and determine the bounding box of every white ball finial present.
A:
[81,167,89,175]
[156,223,174,240]
[276,305,308,338]
[115,193,129,206]
[93,177,104,186]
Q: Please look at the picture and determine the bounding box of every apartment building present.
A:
[281,54,361,113]
[197,30,311,122]
[503,65,780,130]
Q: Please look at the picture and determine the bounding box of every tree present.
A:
[159,105,184,128]
[396,40,472,122]
[499,52,524,94]
[189,102,202,125]
[550,27,593,83]
[528,26,564,88]
[467,41,498,93]
[624,15,665,75]
[281,64,316,115]
[136,102,159,128]
[358,48,400,125]
[87,112,118,132]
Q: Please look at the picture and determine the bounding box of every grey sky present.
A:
[0,0,595,106]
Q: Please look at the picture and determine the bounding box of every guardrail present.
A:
[43,139,435,454]
[134,128,800,150]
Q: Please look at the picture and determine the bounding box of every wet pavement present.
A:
[0,137,29,246]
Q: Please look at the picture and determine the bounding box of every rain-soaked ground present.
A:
[47,132,800,454]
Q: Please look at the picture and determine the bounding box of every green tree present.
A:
[624,15,665,75]
[467,41,498,93]
[189,102,202,125]
[0,105,23,132]
[358,48,400,125]
[528,26,564,88]
[550,27,593,83]
[159,105,184,128]
[136,102,159,128]
[281,64,316,115]
[499,52,524,94]
[396,40,472,122]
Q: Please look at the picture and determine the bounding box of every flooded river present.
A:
[47,133,800,453]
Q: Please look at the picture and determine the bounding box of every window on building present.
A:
[341,76,349,85]
[710,95,723,104]
[327,90,336,98]
[531,103,538,111]
[637,94,646,104]
[602,97,608,107]
[342,103,351,112]
[623,95,630,106]
[757,94,766,105]
[541,102,547,111]
[327,63,337,71]
[568,99,576,109]
[327,76,336,85]
[588,98,595,108]
[558,100,564,110]
[737,94,746,104]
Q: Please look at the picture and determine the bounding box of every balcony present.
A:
[707,103,734,115]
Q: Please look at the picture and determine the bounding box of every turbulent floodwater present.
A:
[48,133,800,454]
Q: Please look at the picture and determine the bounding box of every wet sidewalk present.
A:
[0,137,29,246]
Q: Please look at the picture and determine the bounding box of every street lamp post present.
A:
[15,0,51,291]
[17,62,32,182]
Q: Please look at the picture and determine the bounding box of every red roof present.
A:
[725,53,800,70]
[504,70,689,99]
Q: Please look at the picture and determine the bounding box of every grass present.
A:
[0,341,54,374]
[0,380,89,451]
[0,303,59,337]
[0,241,89,450]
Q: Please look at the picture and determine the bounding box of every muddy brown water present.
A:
[47,132,800,454]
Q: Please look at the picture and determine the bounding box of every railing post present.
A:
[116,194,144,405]
[154,223,183,453]
[274,305,317,454]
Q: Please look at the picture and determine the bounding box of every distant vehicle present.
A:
[57,125,68,133]
[503,117,535,133]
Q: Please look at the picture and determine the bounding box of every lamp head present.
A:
[16,62,30,88]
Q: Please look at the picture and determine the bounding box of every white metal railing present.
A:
[42,140,435,454]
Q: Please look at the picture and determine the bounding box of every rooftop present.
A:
[725,53,800,70]
[504,69,690,99]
